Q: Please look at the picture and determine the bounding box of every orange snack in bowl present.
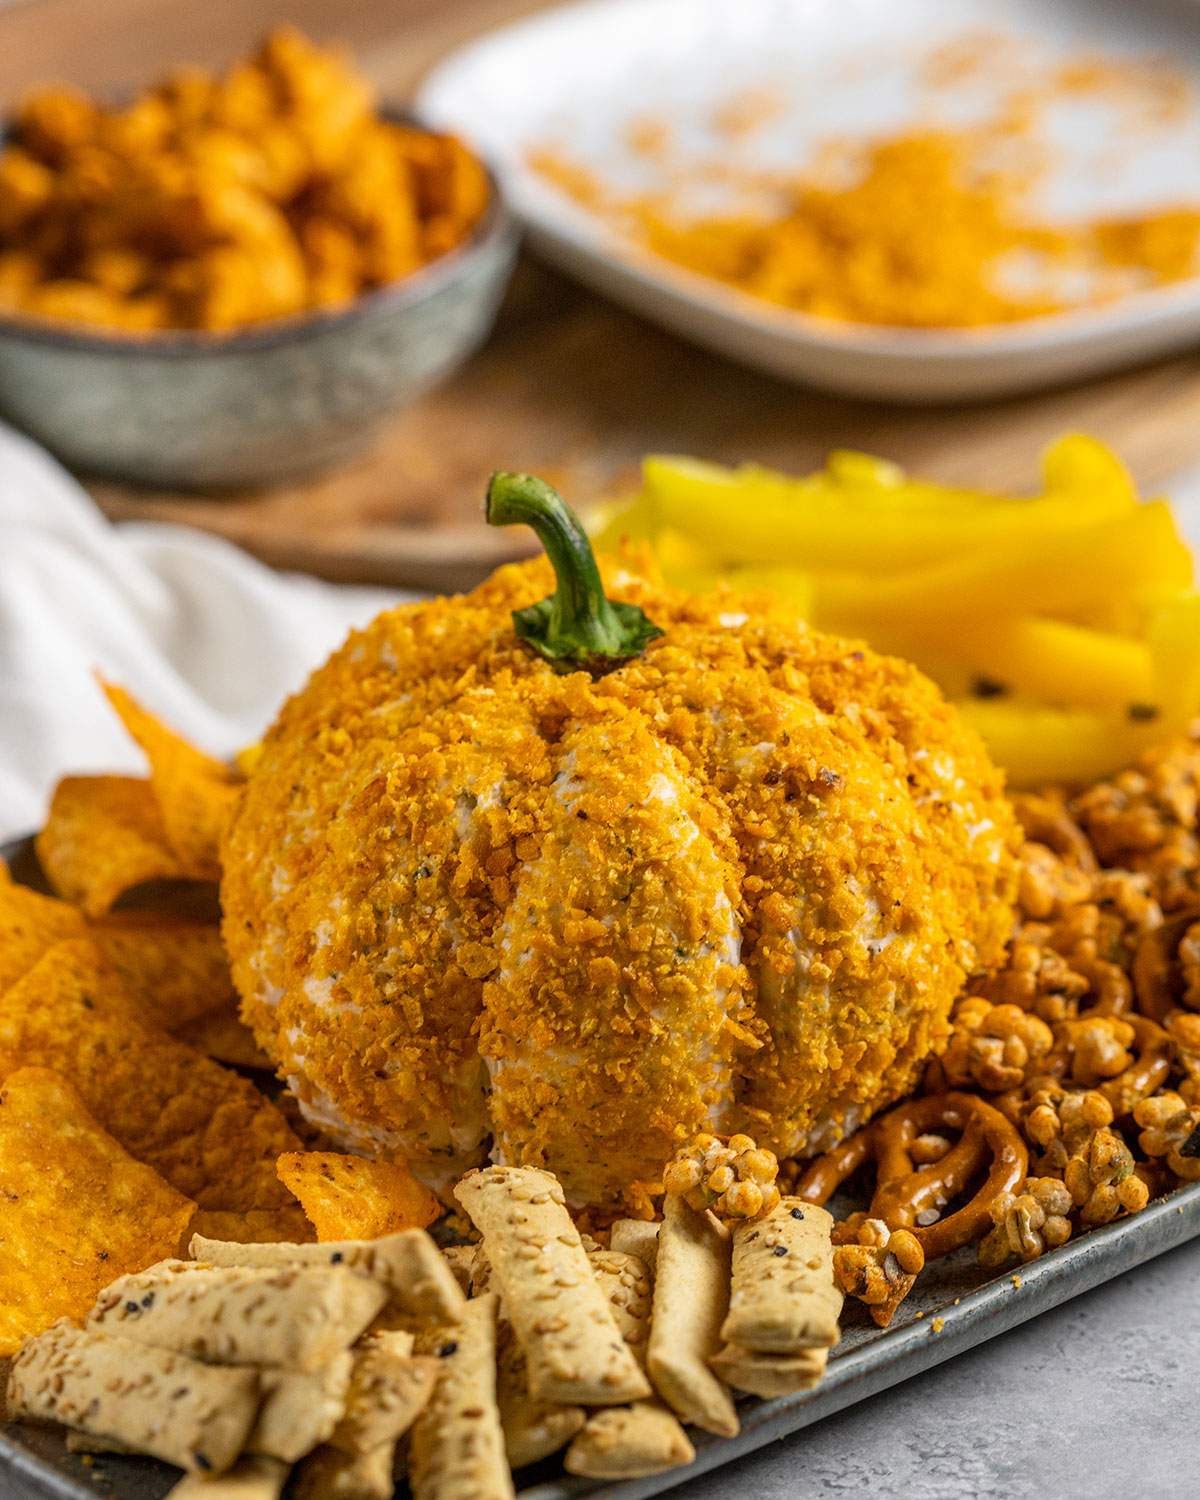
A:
[277,1151,441,1241]
[0,28,490,334]
[0,1067,196,1355]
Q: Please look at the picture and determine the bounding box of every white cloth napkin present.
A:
[0,422,403,843]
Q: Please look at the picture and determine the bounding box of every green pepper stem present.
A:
[485,471,663,674]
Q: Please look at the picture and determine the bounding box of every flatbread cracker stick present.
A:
[165,1456,288,1500]
[708,1344,828,1400]
[293,1442,397,1500]
[454,1166,649,1406]
[89,1265,385,1371]
[411,1293,514,1500]
[721,1200,841,1353]
[327,1334,438,1456]
[494,1322,586,1470]
[587,1248,653,1367]
[468,1245,585,1468]
[646,1195,739,1437]
[608,1219,660,1277]
[248,1353,354,1461]
[576,1246,693,1478]
[7,1322,258,1474]
[440,1245,476,1296]
[565,1403,696,1480]
[188,1229,466,1326]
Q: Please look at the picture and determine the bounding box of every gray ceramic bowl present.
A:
[0,156,518,489]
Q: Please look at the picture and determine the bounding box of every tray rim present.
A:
[2,831,1199,1500]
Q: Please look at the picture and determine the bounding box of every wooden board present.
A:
[5,0,1200,592]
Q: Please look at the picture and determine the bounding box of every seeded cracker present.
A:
[187,1229,466,1326]
[327,1333,439,1455]
[646,1194,739,1437]
[6,1322,258,1474]
[88,1264,385,1370]
[454,1166,649,1405]
[410,1293,514,1500]
[609,1218,661,1276]
[165,1457,288,1500]
[247,1353,354,1461]
[567,1246,694,1479]
[708,1344,828,1399]
[292,1442,396,1500]
[721,1200,841,1352]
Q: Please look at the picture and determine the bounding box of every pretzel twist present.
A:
[795,1092,1028,1262]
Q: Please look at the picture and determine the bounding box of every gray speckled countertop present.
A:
[680,1239,1199,1500]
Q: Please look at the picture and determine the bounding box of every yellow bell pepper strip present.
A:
[933,616,1157,714]
[1039,432,1137,506]
[956,699,1178,789]
[811,501,1193,637]
[640,452,1137,575]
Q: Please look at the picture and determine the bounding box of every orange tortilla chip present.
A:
[91,915,235,1030]
[36,774,194,917]
[189,1207,314,1245]
[176,1005,273,1070]
[277,1152,441,1241]
[0,863,86,991]
[0,1067,196,1355]
[101,681,239,880]
[0,939,300,1214]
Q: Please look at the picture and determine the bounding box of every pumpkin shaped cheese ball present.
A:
[221,475,1018,1210]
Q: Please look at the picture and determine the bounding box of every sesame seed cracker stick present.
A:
[646,1195,739,1437]
[568,1246,694,1479]
[410,1293,514,1500]
[709,1343,828,1399]
[327,1334,439,1456]
[247,1353,354,1461]
[292,1442,397,1500]
[88,1265,385,1371]
[469,1243,586,1468]
[187,1230,466,1326]
[565,1403,696,1480]
[165,1456,288,1500]
[720,1200,841,1353]
[609,1219,660,1276]
[7,1323,258,1474]
[454,1166,650,1406]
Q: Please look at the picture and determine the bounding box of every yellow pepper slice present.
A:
[956,699,1175,788]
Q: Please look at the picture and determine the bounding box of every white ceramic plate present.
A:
[417,0,1200,401]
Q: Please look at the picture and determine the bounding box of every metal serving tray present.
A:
[3,834,1199,1500]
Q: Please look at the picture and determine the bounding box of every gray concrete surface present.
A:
[682,1238,1199,1500]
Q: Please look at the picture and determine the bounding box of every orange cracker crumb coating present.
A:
[222,558,1017,1209]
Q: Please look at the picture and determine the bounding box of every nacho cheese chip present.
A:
[0,863,86,991]
[36,775,194,916]
[91,915,236,1030]
[176,1005,273,1070]
[0,1068,196,1355]
[277,1152,441,1241]
[101,680,239,879]
[0,938,300,1213]
[189,1209,313,1245]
